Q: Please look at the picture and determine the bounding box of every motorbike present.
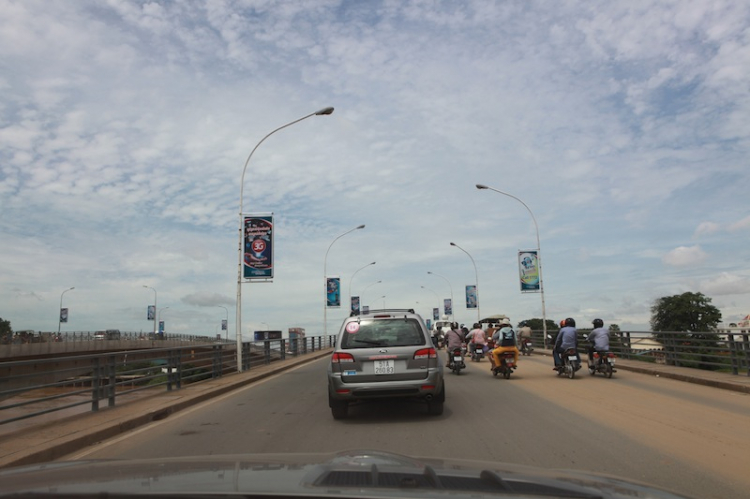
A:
[588,350,616,378]
[520,338,533,356]
[490,350,516,379]
[448,347,465,374]
[555,348,581,379]
[470,343,485,362]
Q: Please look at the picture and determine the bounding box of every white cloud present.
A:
[699,273,750,296]
[694,221,720,238]
[662,246,708,267]
[728,215,750,232]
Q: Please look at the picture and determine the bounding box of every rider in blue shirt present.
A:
[553,318,580,369]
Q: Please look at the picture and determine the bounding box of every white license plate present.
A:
[568,356,577,361]
[608,358,616,364]
[374,360,395,375]
[453,356,463,362]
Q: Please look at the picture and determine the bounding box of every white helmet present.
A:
[500,318,511,327]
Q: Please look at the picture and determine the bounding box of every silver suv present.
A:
[327,309,445,419]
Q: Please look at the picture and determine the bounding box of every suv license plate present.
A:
[374,360,395,375]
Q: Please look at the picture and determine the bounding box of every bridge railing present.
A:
[0,336,335,428]
[531,329,750,376]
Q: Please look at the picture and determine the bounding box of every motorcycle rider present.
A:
[587,318,610,367]
[553,318,580,370]
[467,322,486,357]
[518,321,532,353]
[491,319,519,369]
[444,322,465,367]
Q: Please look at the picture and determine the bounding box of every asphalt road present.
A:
[67,353,750,499]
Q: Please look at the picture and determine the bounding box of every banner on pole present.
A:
[433,308,439,321]
[59,308,68,323]
[351,296,360,314]
[465,285,477,309]
[444,299,453,316]
[221,319,227,331]
[518,250,541,292]
[243,213,274,280]
[147,305,155,321]
[326,277,341,307]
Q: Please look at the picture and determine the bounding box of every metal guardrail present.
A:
[0,336,336,427]
[532,329,750,376]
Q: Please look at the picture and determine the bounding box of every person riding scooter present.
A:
[587,318,610,367]
[491,319,519,370]
[444,323,465,367]
[553,318,580,370]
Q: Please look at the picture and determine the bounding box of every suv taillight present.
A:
[331,352,355,363]
[414,348,437,360]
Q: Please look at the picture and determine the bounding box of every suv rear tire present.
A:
[329,393,348,420]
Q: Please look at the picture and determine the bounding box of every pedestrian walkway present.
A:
[1,348,748,470]
[0,348,333,469]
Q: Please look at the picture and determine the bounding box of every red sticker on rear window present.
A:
[346,323,360,333]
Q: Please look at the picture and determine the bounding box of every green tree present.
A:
[0,317,12,344]
[650,292,722,332]
[650,292,722,370]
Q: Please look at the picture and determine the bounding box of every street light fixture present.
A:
[236,106,334,372]
[427,271,454,321]
[348,261,376,309]
[476,183,548,346]
[143,285,157,339]
[58,287,75,335]
[450,242,481,323]
[324,224,366,335]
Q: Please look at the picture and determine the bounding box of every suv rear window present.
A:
[341,318,426,349]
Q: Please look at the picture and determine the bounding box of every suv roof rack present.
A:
[350,308,416,317]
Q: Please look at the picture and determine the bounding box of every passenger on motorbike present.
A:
[586,318,610,367]
[553,318,581,369]
[467,323,486,355]
[518,321,532,352]
[491,319,519,369]
[444,323,465,367]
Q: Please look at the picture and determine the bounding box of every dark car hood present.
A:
[0,449,692,499]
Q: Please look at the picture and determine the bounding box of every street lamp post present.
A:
[217,306,228,342]
[324,225,366,335]
[348,261,376,311]
[380,295,386,308]
[143,285,157,339]
[427,271,454,321]
[421,285,440,320]
[236,107,334,372]
[361,280,382,307]
[158,306,169,338]
[58,287,75,335]
[450,242,481,323]
[476,183,548,346]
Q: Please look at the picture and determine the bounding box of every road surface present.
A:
[67,353,750,498]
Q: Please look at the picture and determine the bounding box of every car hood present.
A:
[0,450,692,499]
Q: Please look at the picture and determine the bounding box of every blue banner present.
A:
[351,295,360,314]
[243,214,274,280]
[465,285,477,309]
[519,250,540,292]
[444,299,453,316]
[327,277,341,307]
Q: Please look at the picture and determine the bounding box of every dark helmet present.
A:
[564,317,576,327]
[592,318,604,328]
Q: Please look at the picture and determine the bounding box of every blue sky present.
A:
[1,0,749,337]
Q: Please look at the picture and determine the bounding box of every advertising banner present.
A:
[254,330,282,341]
[147,305,155,321]
[433,308,439,321]
[59,308,68,323]
[221,319,227,331]
[444,298,453,317]
[363,305,369,314]
[351,296,360,314]
[326,277,341,308]
[159,320,165,334]
[518,250,541,292]
[243,213,274,280]
[465,285,477,309]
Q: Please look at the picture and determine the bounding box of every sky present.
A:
[1,0,749,338]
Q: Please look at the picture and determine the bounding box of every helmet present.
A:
[592,318,604,328]
[564,318,576,327]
